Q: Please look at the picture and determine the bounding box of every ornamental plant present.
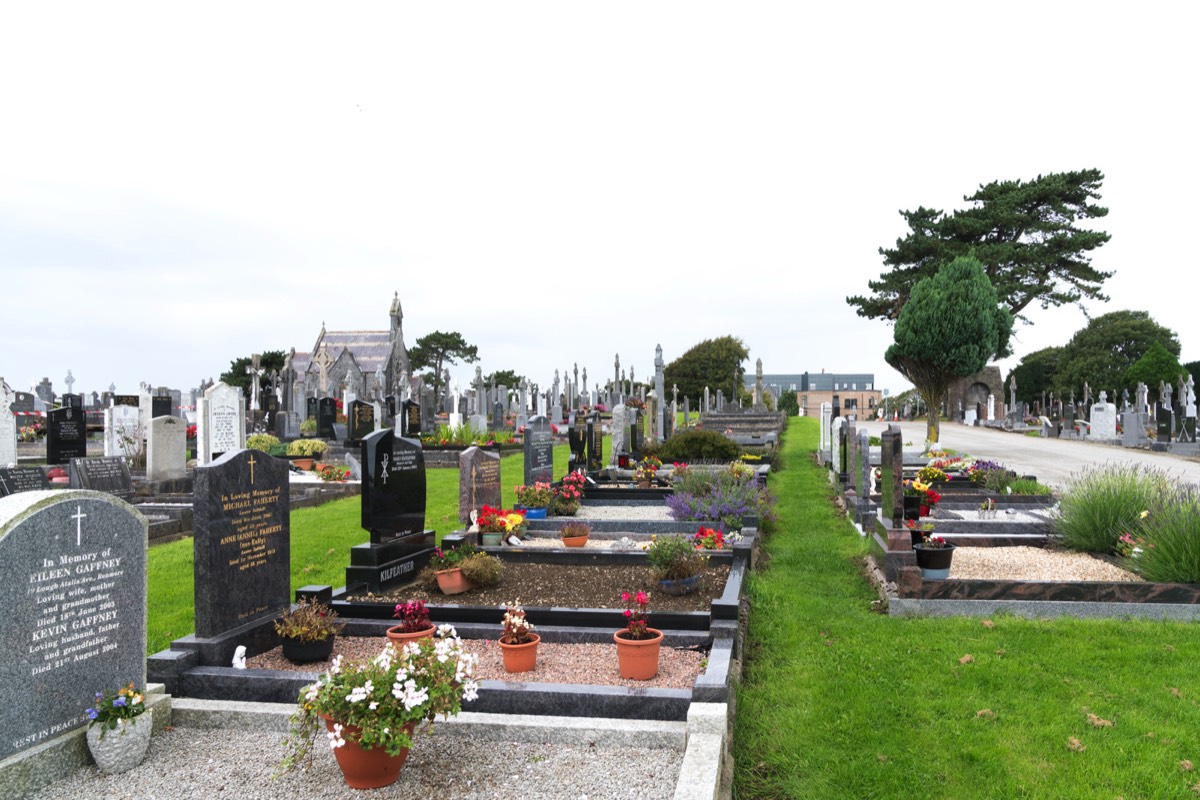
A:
[286,438,328,457]
[665,466,776,530]
[316,464,351,482]
[429,543,477,571]
[692,527,725,550]
[392,599,432,633]
[916,466,948,484]
[275,597,345,643]
[918,534,950,549]
[646,534,708,581]
[459,551,503,587]
[552,471,586,515]
[500,601,534,645]
[620,590,651,639]
[279,630,478,770]
[477,505,526,534]
[514,482,554,507]
[85,683,146,738]
[246,433,281,453]
[559,521,592,540]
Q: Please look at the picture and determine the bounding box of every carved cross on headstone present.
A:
[72,505,87,547]
[247,454,257,485]
[310,345,334,395]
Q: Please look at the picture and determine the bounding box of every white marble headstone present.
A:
[0,380,16,468]
[104,405,141,459]
[146,415,187,481]
[197,381,245,465]
[1090,401,1117,440]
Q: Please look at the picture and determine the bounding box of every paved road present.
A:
[851,419,1200,491]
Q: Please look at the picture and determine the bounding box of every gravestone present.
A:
[468,414,487,436]
[193,449,290,638]
[1090,394,1117,440]
[198,382,245,465]
[0,467,50,497]
[0,490,147,762]
[609,404,627,465]
[490,401,503,431]
[151,395,172,420]
[69,457,134,502]
[60,393,83,410]
[586,413,603,472]
[1157,407,1173,443]
[567,425,586,473]
[168,389,183,418]
[458,446,501,524]
[0,380,16,468]
[879,424,904,530]
[306,397,317,420]
[347,400,375,445]
[351,430,435,591]
[317,397,337,439]
[818,402,832,462]
[523,416,554,485]
[857,429,872,523]
[104,404,140,459]
[402,399,421,438]
[146,415,187,482]
[11,391,36,414]
[46,406,88,465]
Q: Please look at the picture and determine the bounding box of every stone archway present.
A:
[964,382,990,410]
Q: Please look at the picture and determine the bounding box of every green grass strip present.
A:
[734,416,1200,799]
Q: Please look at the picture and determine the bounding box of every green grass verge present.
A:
[734,416,1200,799]
[146,441,592,654]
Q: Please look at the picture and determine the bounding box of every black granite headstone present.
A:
[385,396,396,418]
[523,416,554,485]
[1157,407,1173,443]
[68,457,134,501]
[0,467,50,497]
[586,414,603,472]
[112,394,138,408]
[261,394,279,420]
[347,400,374,445]
[491,401,504,431]
[306,397,318,421]
[192,449,290,638]
[402,400,420,437]
[46,407,87,465]
[152,396,172,419]
[317,397,337,439]
[60,393,83,410]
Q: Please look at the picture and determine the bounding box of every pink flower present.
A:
[621,592,630,602]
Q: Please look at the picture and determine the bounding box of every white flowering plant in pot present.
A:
[279,626,479,771]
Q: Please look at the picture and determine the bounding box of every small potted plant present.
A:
[552,471,586,516]
[905,519,935,548]
[559,521,592,548]
[285,437,328,470]
[645,533,707,595]
[428,544,476,595]
[691,526,725,550]
[316,463,351,482]
[386,599,434,644]
[84,683,151,774]
[613,590,661,680]
[476,505,526,547]
[279,630,479,789]
[514,482,554,518]
[634,456,662,487]
[902,480,924,520]
[913,533,956,579]
[274,597,345,663]
[299,417,318,437]
[497,600,540,673]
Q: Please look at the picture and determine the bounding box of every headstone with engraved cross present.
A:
[310,345,334,396]
[458,446,501,524]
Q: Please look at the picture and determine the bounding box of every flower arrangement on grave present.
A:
[514,482,554,508]
[634,456,663,483]
[905,519,935,534]
[18,425,39,442]
[476,505,526,534]
[392,599,433,634]
[728,461,756,483]
[646,533,708,581]
[279,630,478,777]
[691,527,725,550]
[619,590,652,639]
[428,543,475,572]
[500,600,535,645]
[185,424,197,439]
[85,683,147,735]
[276,597,345,643]
[552,471,586,515]
[917,466,949,484]
[316,464,351,482]
[916,534,950,549]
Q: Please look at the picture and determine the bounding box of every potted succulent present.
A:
[514,482,554,518]
[477,505,526,547]
[84,683,151,774]
[913,533,956,579]
[386,599,434,644]
[645,533,707,596]
[279,630,479,789]
[552,471,586,516]
[558,521,592,548]
[497,600,540,673]
[275,597,345,663]
[613,590,661,680]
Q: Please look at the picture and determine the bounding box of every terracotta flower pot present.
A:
[613,627,663,680]
[292,458,315,471]
[435,567,473,595]
[560,534,589,548]
[385,625,435,645]
[324,717,416,789]
[498,632,540,673]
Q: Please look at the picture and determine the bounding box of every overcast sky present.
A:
[2,3,1196,404]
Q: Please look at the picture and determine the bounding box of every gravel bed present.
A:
[950,546,1142,582]
[515,536,650,550]
[32,725,683,800]
[249,636,706,689]
[572,505,674,521]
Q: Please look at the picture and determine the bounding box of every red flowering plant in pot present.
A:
[614,590,662,680]
[386,599,434,643]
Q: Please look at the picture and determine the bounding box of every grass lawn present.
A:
[146,440,591,654]
[734,416,1200,799]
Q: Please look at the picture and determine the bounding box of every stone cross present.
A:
[64,370,75,394]
[245,353,264,413]
[1009,374,1017,410]
[1186,375,1197,419]
[574,363,579,394]
[375,364,386,398]
[1083,381,1091,407]
[672,384,678,406]
[614,354,620,395]
[310,345,334,395]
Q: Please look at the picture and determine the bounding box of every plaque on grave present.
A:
[458,446,501,523]
[347,400,375,445]
[0,466,50,497]
[0,490,148,762]
[306,397,318,420]
[46,406,88,465]
[69,457,134,501]
[112,394,138,408]
[317,397,337,439]
[152,395,172,419]
[402,400,421,437]
[193,449,290,638]
[586,415,603,472]
[523,416,554,485]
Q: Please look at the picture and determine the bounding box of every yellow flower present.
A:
[912,479,930,493]
[1140,510,1149,519]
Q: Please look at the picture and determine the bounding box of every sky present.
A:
[3,3,1197,404]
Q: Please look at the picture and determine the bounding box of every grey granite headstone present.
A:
[193,449,289,638]
[69,457,134,502]
[880,425,903,528]
[0,490,147,762]
[0,467,50,497]
[146,415,187,482]
[523,416,554,486]
[609,404,627,466]
[458,446,501,524]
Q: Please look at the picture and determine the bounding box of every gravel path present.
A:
[573,505,674,521]
[950,546,1140,582]
[249,637,707,690]
[32,725,683,800]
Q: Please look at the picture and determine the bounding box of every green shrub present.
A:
[459,552,503,587]
[246,433,280,453]
[286,438,329,457]
[646,534,707,580]
[1006,478,1052,496]
[649,429,741,463]
[1133,487,1200,583]
[300,418,318,435]
[1054,464,1167,554]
